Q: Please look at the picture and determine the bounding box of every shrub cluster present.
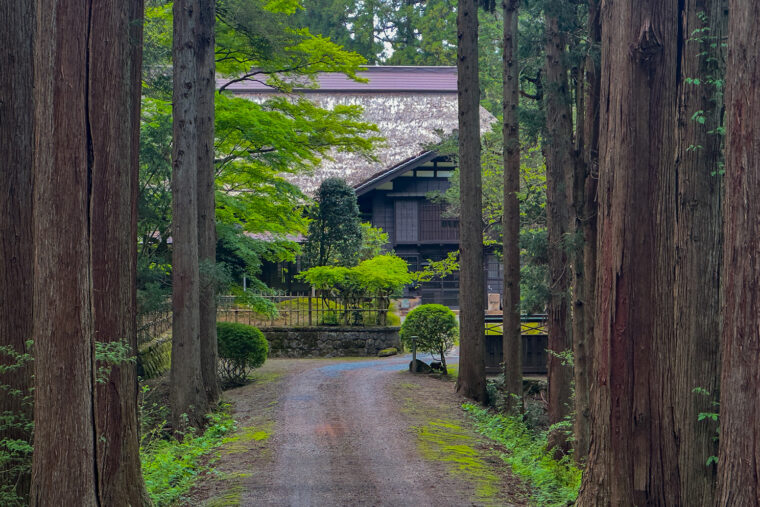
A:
[216,322,268,387]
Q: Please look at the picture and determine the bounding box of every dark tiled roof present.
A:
[218,66,458,93]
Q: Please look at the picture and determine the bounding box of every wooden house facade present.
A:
[223,66,502,308]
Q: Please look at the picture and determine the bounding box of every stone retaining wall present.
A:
[262,326,401,358]
[138,335,172,379]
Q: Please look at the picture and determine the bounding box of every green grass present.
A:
[463,404,581,506]
[140,409,238,506]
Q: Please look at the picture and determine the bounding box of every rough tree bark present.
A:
[572,0,600,465]
[456,0,487,403]
[197,0,221,408]
[30,1,148,504]
[543,13,574,453]
[0,0,34,500]
[716,1,760,503]
[673,1,726,504]
[577,1,680,504]
[501,0,522,411]
[89,1,151,503]
[172,0,210,431]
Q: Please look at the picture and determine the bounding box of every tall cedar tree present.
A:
[0,0,34,500]
[501,0,522,410]
[171,0,211,430]
[456,0,487,402]
[572,0,600,463]
[716,0,760,502]
[673,0,726,504]
[30,0,149,504]
[577,1,680,503]
[543,11,574,453]
[197,0,222,408]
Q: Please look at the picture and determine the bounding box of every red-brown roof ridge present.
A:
[218,65,458,93]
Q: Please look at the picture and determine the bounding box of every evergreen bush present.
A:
[400,304,458,374]
[216,322,268,387]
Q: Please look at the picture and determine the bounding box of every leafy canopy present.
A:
[298,254,412,298]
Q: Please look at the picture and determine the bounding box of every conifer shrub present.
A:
[216,322,268,387]
[400,304,458,374]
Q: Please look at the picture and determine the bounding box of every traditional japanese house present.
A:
[222,66,502,309]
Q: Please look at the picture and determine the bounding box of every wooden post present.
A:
[410,335,418,373]
[308,287,314,327]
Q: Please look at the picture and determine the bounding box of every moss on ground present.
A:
[224,423,272,455]
[203,472,251,507]
[248,371,282,384]
[415,419,501,502]
[395,376,506,505]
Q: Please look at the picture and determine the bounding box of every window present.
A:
[395,200,419,242]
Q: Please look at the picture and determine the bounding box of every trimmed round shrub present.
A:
[400,304,458,374]
[217,322,268,387]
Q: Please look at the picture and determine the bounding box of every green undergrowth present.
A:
[140,408,237,506]
[416,418,502,502]
[463,404,581,506]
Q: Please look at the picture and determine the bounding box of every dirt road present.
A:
[191,355,525,507]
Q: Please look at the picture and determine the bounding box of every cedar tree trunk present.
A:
[673,0,726,504]
[572,0,600,464]
[716,1,760,503]
[89,0,150,503]
[0,0,34,500]
[197,0,221,408]
[31,1,148,504]
[543,14,574,453]
[171,0,210,431]
[456,0,487,403]
[577,1,680,504]
[502,0,522,411]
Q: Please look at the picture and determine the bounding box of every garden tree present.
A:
[171,0,211,431]
[0,1,34,502]
[197,0,222,407]
[501,0,522,412]
[673,1,726,504]
[358,223,390,261]
[400,305,459,375]
[577,0,680,503]
[716,1,760,502]
[572,0,600,464]
[542,2,575,452]
[352,255,413,323]
[456,0,488,403]
[30,0,148,504]
[298,255,412,325]
[302,178,363,268]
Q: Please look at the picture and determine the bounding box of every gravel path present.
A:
[243,354,473,507]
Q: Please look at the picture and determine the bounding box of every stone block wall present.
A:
[262,326,401,358]
[138,336,172,379]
